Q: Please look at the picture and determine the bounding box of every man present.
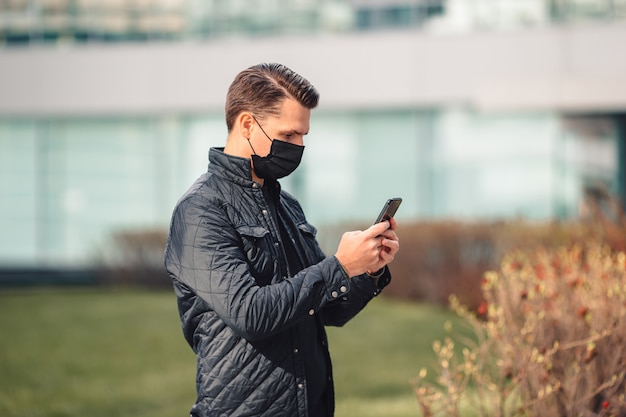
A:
[164,63,399,417]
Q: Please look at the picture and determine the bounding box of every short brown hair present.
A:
[225,63,319,132]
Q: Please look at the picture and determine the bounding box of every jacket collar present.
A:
[208,147,259,187]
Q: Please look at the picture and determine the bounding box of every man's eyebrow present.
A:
[282,128,308,135]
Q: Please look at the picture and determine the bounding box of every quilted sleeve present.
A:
[319,267,392,327]
[164,193,352,341]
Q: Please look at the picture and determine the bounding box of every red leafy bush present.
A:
[412,242,626,417]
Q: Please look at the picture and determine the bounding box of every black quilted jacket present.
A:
[164,148,391,417]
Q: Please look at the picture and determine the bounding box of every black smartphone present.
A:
[374,197,402,225]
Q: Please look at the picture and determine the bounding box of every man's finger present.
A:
[366,220,390,237]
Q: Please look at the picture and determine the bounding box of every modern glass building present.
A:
[1,0,625,269]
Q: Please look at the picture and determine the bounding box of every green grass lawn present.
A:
[0,288,462,417]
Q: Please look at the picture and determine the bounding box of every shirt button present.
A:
[340,285,347,293]
[298,383,304,389]
[274,242,280,247]
[294,348,299,353]
[308,309,315,316]
[331,291,338,298]
[262,209,268,216]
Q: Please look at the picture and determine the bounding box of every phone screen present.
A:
[374,198,402,224]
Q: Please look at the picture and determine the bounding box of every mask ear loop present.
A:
[251,115,274,143]
[246,137,258,155]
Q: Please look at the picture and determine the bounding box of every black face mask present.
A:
[248,117,305,180]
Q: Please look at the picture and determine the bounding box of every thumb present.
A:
[366,221,390,237]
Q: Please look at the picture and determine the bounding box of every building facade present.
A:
[1,0,625,268]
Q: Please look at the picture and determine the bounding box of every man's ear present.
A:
[237,112,255,138]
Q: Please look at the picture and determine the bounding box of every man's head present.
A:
[225,63,319,132]
[223,63,320,183]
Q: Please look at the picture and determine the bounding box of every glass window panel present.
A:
[0,109,620,268]
[0,121,38,265]
[39,119,163,266]
[304,110,426,225]
[433,109,561,219]
[301,113,359,224]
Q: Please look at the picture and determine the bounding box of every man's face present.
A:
[250,97,311,157]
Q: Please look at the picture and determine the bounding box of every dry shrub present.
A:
[97,229,170,287]
[387,194,626,310]
[387,220,593,310]
[388,221,497,309]
[412,242,626,417]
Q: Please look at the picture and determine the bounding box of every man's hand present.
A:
[334,218,400,278]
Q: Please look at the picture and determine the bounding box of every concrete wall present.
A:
[1,23,626,117]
